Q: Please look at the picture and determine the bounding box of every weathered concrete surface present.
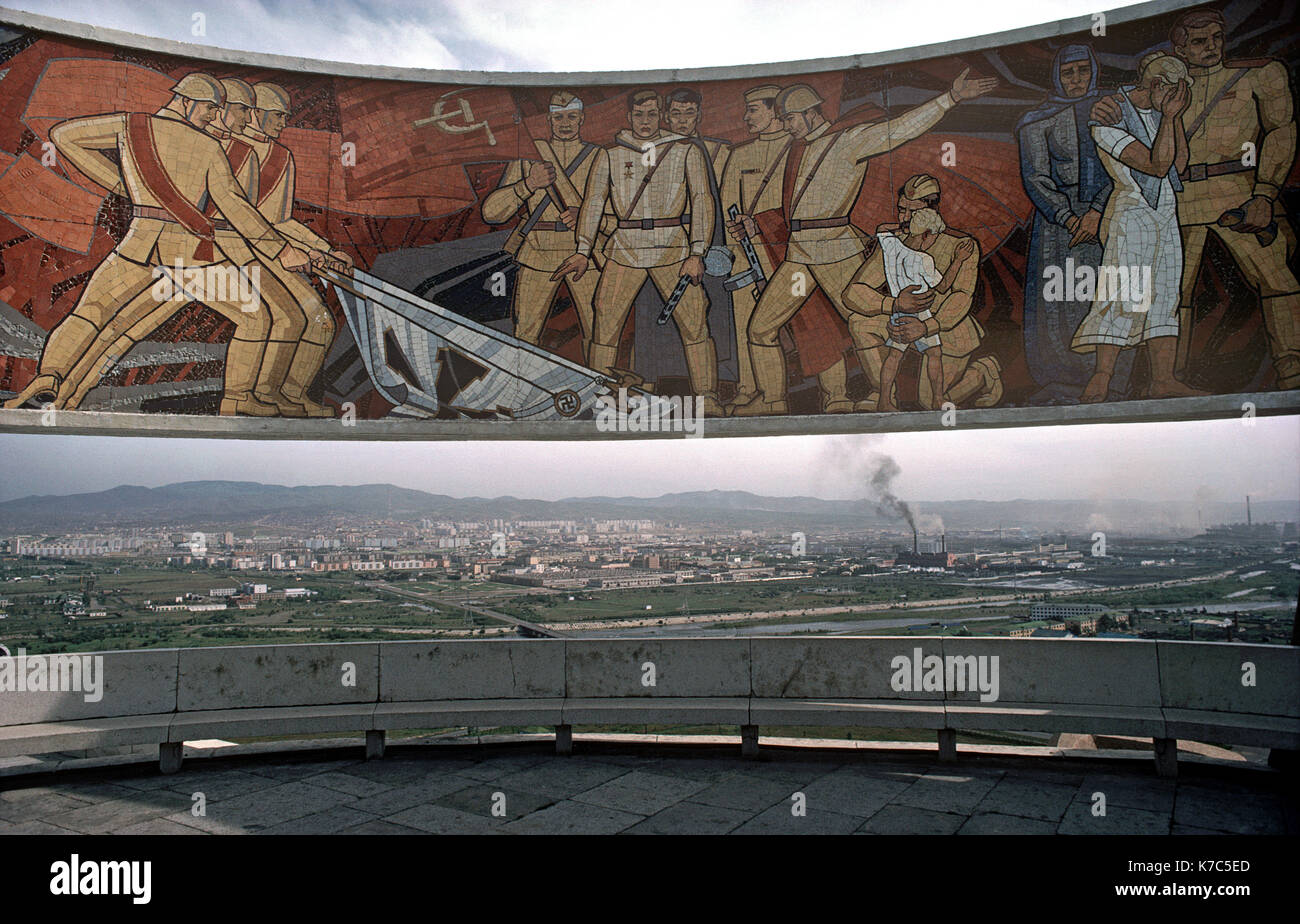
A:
[373,699,564,729]
[940,638,1163,707]
[1156,641,1300,716]
[177,644,378,711]
[0,648,177,725]
[2,391,1295,441]
[378,640,565,701]
[564,639,751,698]
[751,637,941,699]
[4,639,1297,766]
[0,715,174,759]
[1,742,1293,835]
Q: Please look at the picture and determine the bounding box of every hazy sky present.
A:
[1,417,1296,503]
[1,0,1296,505]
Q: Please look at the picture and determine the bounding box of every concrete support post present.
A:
[365,730,385,760]
[937,729,957,763]
[741,724,759,758]
[555,724,572,756]
[1153,737,1178,778]
[159,742,183,774]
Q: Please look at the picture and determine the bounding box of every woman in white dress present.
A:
[1071,53,1203,402]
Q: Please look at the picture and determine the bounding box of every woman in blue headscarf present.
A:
[1017,43,1132,403]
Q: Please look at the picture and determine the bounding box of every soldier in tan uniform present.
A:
[665,88,731,180]
[730,70,997,415]
[719,84,851,413]
[843,174,1003,409]
[239,82,352,417]
[1093,8,1299,388]
[553,89,723,415]
[4,73,311,415]
[482,90,602,360]
[1172,10,1298,388]
[51,77,291,412]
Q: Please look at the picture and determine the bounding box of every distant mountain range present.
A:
[0,481,1296,536]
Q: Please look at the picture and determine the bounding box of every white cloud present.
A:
[8,0,1149,72]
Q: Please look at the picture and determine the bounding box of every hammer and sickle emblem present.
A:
[553,390,581,417]
[413,90,497,146]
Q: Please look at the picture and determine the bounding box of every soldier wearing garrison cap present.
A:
[482,89,604,360]
[728,68,997,415]
[6,72,314,416]
[720,83,852,414]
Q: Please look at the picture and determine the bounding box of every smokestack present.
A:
[913,528,918,555]
[1246,495,1252,526]
[942,533,947,554]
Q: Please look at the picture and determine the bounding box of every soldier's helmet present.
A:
[170,73,225,105]
[220,77,256,109]
[775,84,824,115]
[902,174,942,201]
[253,83,292,114]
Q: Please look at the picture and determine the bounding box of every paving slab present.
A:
[796,767,915,818]
[689,773,799,812]
[733,802,863,835]
[1076,772,1176,814]
[893,770,1005,815]
[958,812,1058,834]
[434,784,557,821]
[0,788,90,820]
[258,805,378,835]
[338,819,426,835]
[382,803,507,834]
[44,794,185,834]
[165,781,357,833]
[1172,787,1287,835]
[300,770,394,798]
[0,819,83,835]
[493,759,629,799]
[112,818,209,835]
[624,800,752,835]
[502,799,644,835]
[0,746,1291,835]
[1057,800,1171,835]
[449,754,550,782]
[858,805,967,835]
[350,777,479,816]
[572,770,707,815]
[974,777,1078,823]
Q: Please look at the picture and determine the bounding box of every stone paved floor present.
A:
[1,744,1295,835]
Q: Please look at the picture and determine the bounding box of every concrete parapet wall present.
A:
[2,639,1296,757]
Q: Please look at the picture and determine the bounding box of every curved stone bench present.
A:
[1,637,1295,778]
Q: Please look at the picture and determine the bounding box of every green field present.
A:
[3,555,1293,653]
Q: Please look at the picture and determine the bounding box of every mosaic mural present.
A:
[0,1,1295,425]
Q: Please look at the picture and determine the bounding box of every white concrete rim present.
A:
[1,0,1202,86]
[0,390,1295,441]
